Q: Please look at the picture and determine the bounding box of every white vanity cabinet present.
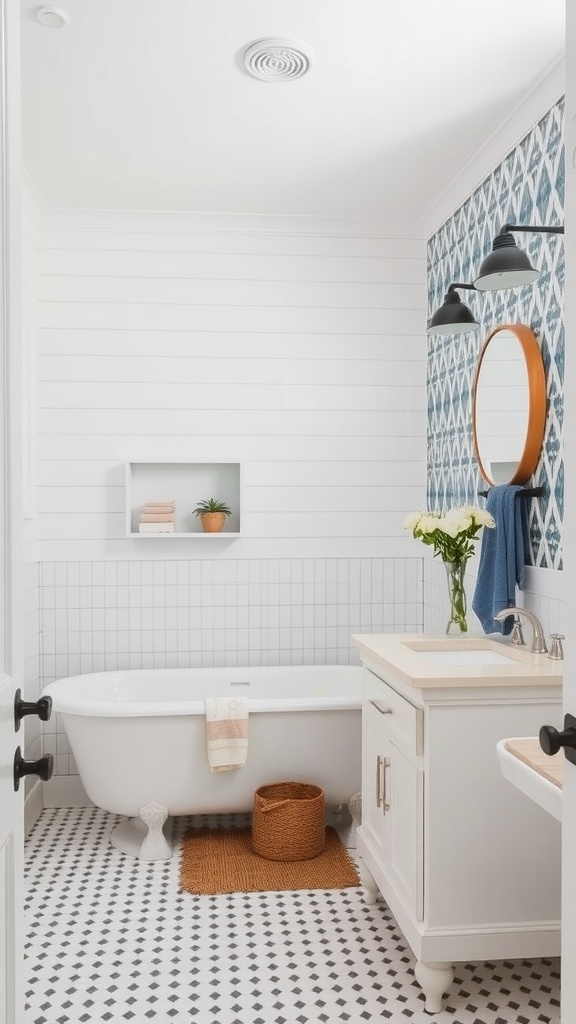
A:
[363,679,424,923]
[354,636,563,1014]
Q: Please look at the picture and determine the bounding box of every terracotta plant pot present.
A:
[200,511,227,533]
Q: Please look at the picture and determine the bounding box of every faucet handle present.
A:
[510,617,525,646]
[548,634,565,661]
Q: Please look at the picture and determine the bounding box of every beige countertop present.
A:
[351,632,564,689]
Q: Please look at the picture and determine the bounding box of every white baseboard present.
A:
[42,774,93,808]
[24,781,44,836]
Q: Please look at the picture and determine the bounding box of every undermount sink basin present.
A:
[412,649,516,666]
[351,633,563,689]
[401,638,521,667]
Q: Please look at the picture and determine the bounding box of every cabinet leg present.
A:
[414,960,454,1014]
[358,858,380,904]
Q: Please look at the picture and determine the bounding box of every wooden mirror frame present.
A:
[472,323,546,486]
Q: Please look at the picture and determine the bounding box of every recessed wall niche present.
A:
[125,462,241,538]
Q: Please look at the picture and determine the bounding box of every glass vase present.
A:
[443,559,468,634]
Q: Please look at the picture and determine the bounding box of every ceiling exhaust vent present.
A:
[243,39,313,81]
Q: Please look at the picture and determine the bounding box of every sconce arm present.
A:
[502,223,564,236]
[448,282,477,292]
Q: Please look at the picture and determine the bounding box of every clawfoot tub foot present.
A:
[139,801,172,860]
[110,801,173,860]
[414,960,454,1013]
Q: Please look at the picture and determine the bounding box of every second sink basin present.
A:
[497,738,563,821]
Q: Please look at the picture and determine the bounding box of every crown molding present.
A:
[422,56,565,239]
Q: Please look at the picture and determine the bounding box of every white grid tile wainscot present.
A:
[423,556,564,640]
[39,555,422,777]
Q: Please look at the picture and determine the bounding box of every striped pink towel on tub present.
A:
[205,697,249,772]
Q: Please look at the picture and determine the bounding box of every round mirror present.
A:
[472,323,546,486]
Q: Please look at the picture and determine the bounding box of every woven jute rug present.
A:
[179,826,360,895]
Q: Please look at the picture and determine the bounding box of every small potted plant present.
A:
[193,498,232,533]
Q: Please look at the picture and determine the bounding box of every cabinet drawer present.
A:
[365,670,423,757]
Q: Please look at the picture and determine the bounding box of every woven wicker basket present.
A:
[252,781,325,861]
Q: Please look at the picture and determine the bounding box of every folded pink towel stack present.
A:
[139,500,176,533]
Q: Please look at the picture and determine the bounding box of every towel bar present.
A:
[478,486,543,498]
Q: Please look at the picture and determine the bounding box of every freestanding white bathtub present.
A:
[43,666,363,860]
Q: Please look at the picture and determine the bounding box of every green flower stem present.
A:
[444,559,468,634]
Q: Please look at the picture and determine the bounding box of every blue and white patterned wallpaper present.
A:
[427,98,565,570]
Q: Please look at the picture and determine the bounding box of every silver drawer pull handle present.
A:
[376,754,382,807]
[370,700,393,716]
[382,756,390,814]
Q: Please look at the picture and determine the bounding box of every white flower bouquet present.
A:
[403,505,495,634]
[403,505,495,565]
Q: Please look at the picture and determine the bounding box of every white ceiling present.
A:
[20,0,565,220]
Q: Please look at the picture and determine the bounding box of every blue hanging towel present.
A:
[472,485,527,635]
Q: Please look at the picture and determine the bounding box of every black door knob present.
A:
[13,746,54,791]
[539,713,576,765]
[14,688,52,731]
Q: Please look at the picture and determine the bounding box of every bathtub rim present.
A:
[52,696,362,717]
[43,665,364,718]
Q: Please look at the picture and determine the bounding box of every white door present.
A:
[562,7,576,1020]
[0,677,24,1024]
[0,0,25,1020]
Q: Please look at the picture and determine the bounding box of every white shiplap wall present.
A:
[32,209,427,560]
[28,206,428,779]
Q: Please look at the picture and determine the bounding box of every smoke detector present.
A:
[36,6,68,27]
[243,39,313,81]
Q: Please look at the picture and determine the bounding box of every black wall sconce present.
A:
[428,221,564,335]
[474,222,564,291]
[427,282,479,337]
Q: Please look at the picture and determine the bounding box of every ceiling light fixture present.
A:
[35,6,68,27]
[427,283,479,337]
[243,38,313,81]
[474,222,565,291]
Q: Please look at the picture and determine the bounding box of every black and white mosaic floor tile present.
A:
[25,808,560,1024]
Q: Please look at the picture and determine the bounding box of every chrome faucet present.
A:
[494,607,548,654]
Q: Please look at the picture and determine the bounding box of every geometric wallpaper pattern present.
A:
[427,98,565,569]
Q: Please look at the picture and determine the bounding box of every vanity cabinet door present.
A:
[363,700,424,921]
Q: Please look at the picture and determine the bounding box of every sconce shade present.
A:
[427,288,479,336]
[474,231,540,291]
